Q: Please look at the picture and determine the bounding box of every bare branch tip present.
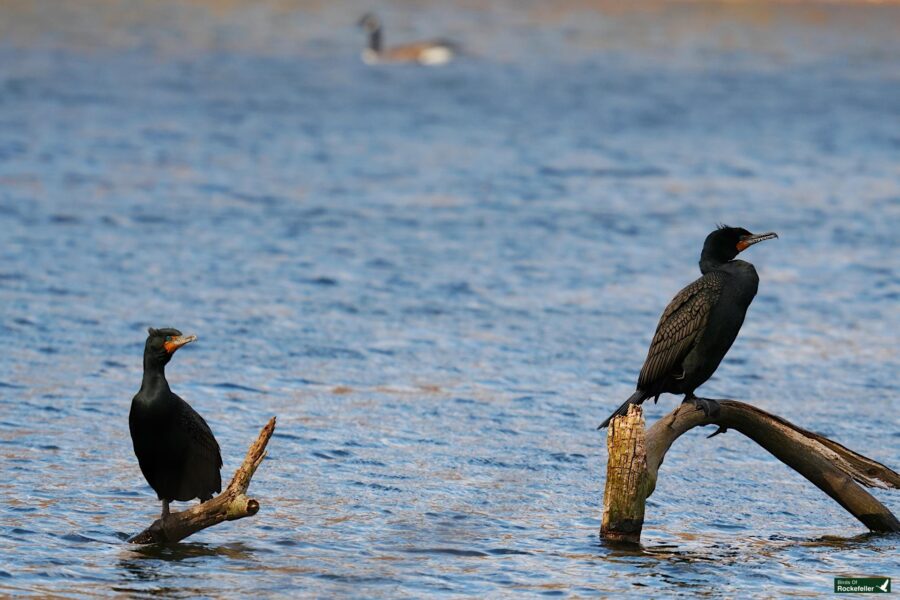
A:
[247,499,259,515]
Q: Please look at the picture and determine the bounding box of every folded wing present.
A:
[637,272,725,390]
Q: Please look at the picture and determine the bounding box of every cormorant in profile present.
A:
[599,226,778,429]
[358,13,458,66]
[130,328,222,518]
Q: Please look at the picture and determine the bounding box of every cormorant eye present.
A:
[165,336,172,342]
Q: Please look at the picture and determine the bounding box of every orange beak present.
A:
[737,231,778,252]
[163,334,197,354]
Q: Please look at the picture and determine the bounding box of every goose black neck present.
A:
[369,28,382,52]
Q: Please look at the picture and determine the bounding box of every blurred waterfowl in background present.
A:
[358,13,458,66]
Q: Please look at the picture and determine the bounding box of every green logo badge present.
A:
[834,577,891,594]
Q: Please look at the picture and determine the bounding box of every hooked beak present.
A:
[164,334,197,354]
[737,231,778,252]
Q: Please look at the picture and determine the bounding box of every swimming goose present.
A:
[358,13,458,66]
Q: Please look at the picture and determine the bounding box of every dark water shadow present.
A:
[597,535,711,560]
[113,541,258,595]
[780,531,900,552]
[804,532,900,546]
[124,540,257,562]
[596,528,900,572]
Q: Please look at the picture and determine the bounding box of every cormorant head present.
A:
[144,327,196,368]
[358,13,381,33]
[701,225,778,266]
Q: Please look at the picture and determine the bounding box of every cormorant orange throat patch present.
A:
[162,334,196,353]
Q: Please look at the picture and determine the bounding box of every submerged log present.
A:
[129,417,276,544]
[600,400,900,543]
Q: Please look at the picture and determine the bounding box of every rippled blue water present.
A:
[1,1,898,597]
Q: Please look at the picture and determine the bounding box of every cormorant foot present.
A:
[706,425,728,438]
[683,396,721,418]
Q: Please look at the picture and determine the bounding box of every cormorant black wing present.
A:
[637,271,725,390]
[175,395,223,496]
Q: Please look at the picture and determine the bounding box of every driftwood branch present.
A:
[601,401,900,543]
[129,417,276,544]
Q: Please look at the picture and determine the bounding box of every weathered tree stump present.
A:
[600,400,900,544]
[601,405,653,543]
[129,417,276,544]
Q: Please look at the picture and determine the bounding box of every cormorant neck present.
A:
[369,28,382,52]
[699,255,727,275]
[141,360,170,392]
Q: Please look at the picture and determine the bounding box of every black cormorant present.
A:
[599,226,777,428]
[130,327,222,518]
